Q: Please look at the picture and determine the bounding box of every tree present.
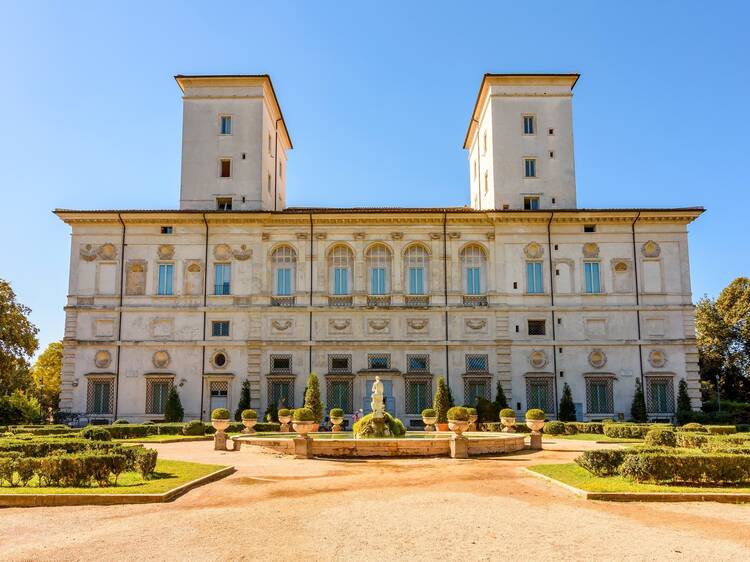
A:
[30,341,63,414]
[164,386,184,422]
[234,379,252,421]
[494,380,509,410]
[676,379,693,424]
[0,279,39,395]
[0,390,41,424]
[696,278,750,401]
[630,379,647,422]
[303,373,323,423]
[445,381,455,408]
[558,382,576,421]
[433,377,451,423]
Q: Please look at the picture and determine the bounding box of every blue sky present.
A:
[1,1,748,355]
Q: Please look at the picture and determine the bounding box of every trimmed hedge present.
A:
[81,426,112,441]
[565,422,603,434]
[679,422,708,433]
[602,424,671,439]
[620,452,750,484]
[543,421,566,435]
[644,428,677,448]
[706,425,737,435]
[182,420,205,436]
[481,422,531,433]
[675,432,709,449]
[575,446,686,477]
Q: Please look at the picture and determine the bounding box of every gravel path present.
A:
[1,438,749,561]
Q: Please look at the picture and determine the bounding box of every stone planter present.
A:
[468,414,478,431]
[500,416,516,433]
[292,421,317,436]
[279,414,292,432]
[211,418,230,451]
[330,416,344,431]
[241,418,258,434]
[448,420,470,436]
[526,419,545,433]
[422,416,437,432]
[211,419,230,432]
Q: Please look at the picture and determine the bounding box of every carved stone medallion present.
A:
[641,240,661,258]
[97,243,117,260]
[213,244,232,260]
[232,244,252,260]
[80,244,98,261]
[529,350,547,369]
[648,350,667,368]
[94,350,111,369]
[153,350,170,369]
[582,243,600,258]
[157,244,175,260]
[524,242,544,259]
[588,349,607,369]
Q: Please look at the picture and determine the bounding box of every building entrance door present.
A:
[363,379,395,414]
[210,381,228,413]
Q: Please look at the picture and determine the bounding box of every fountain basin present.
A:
[232,431,525,458]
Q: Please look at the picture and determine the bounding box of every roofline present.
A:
[174,74,292,149]
[463,73,580,149]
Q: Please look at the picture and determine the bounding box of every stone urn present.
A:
[241,418,258,434]
[422,416,437,431]
[211,419,230,432]
[468,414,478,431]
[292,421,317,436]
[526,419,545,433]
[279,414,292,432]
[448,420,470,436]
[500,416,517,433]
[330,416,344,432]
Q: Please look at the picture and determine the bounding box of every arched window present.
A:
[271,246,296,296]
[461,245,487,295]
[404,245,428,295]
[328,245,353,295]
[366,244,392,295]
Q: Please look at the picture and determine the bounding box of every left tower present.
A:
[176,75,292,211]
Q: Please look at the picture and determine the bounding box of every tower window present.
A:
[220,116,232,135]
[160,226,173,234]
[219,159,231,178]
[216,197,232,211]
[584,224,596,233]
[523,115,535,135]
[524,196,540,210]
[524,158,537,178]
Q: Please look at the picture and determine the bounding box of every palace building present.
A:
[56,73,703,425]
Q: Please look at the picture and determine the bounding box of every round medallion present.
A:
[94,350,111,369]
[153,350,170,369]
[649,350,666,368]
[524,242,544,259]
[582,242,600,258]
[641,240,661,258]
[529,350,547,369]
[98,243,117,260]
[588,349,607,369]
[212,350,228,369]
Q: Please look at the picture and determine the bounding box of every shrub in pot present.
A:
[329,408,345,431]
[421,408,437,431]
[292,407,317,436]
[447,406,470,435]
[240,409,258,433]
[211,408,231,432]
[525,409,545,432]
[499,408,516,433]
[277,408,292,431]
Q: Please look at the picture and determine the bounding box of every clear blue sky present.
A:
[1,1,748,355]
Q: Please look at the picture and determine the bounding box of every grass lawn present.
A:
[530,463,750,494]
[114,434,212,443]
[547,433,642,443]
[0,459,226,495]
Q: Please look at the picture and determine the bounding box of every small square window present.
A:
[217,197,232,211]
[528,320,546,336]
[407,354,429,372]
[219,159,231,178]
[160,226,173,234]
[524,196,540,210]
[328,355,352,373]
[548,128,554,135]
[211,321,230,337]
[584,224,596,233]
[271,355,292,373]
[368,354,390,370]
[466,354,488,372]
[549,151,554,159]
[220,115,232,135]
[524,158,537,178]
[523,115,535,135]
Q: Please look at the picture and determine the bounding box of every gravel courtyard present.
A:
[1,438,749,561]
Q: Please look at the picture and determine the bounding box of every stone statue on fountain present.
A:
[371,376,385,419]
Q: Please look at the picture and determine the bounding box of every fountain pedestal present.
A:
[450,435,468,459]
[294,435,313,459]
[530,432,542,450]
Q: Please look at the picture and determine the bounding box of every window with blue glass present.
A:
[366,245,391,295]
[272,246,296,296]
[220,115,232,135]
[404,245,428,295]
[333,268,349,295]
[329,246,353,295]
[466,267,481,294]
[466,354,488,372]
[370,268,386,295]
[467,381,487,403]
[276,267,292,295]
[214,263,231,295]
[526,261,543,294]
[524,158,537,178]
[211,321,230,337]
[461,245,486,295]
[368,354,390,370]
[157,264,173,295]
[90,381,111,414]
[407,354,429,372]
[408,267,424,295]
[584,262,601,294]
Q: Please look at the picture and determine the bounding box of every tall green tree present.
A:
[30,341,63,413]
[630,379,647,422]
[494,380,509,410]
[303,373,323,423]
[235,379,252,421]
[164,387,184,422]
[0,279,39,395]
[676,379,693,424]
[558,382,576,421]
[433,377,451,424]
[696,277,750,401]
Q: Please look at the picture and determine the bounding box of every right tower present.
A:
[464,74,579,210]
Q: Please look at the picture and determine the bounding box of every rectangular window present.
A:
[467,381,487,404]
[157,264,173,295]
[523,115,535,135]
[588,381,611,414]
[526,262,543,294]
[584,224,596,233]
[584,262,602,294]
[406,381,430,414]
[90,381,111,414]
[160,226,173,234]
[270,355,292,373]
[647,379,674,413]
[466,354,488,372]
[328,354,352,373]
[270,381,292,409]
[528,320,546,336]
[276,267,292,296]
[466,267,481,295]
[407,355,429,372]
[333,268,349,295]
[523,196,540,210]
[220,115,232,135]
[370,268,386,295]
[216,197,232,211]
[527,379,553,411]
[214,263,231,295]
[524,158,537,178]
[328,380,352,412]
[147,381,171,415]
[211,321,230,337]
[368,354,391,370]
[219,159,231,178]
[408,267,424,295]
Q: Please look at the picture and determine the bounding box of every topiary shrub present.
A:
[447,407,469,421]
[277,408,291,418]
[575,449,630,476]
[113,419,129,425]
[525,409,545,421]
[466,407,477,417]
[499,408,515,419]
[211,408,230,420]
[433,377,451,424]
[645,427,677,447]
[675,378,693,425]
[630,379,647,423]
[352,412,406,438]
[292,407,314,422]
[543,421,566,435]
[603,423,652,439]
[163,387,184,423]
[676,431,709,449]
[241,409,258,420]
[81,426,112,442]
[680,422,708,433]
[421,408,436,418]
[264,403,279,423]
[303,373,324,423]
[182,420,205,436]
[558,383,576,422]
[329,408,344,419]
[234,379,252,421]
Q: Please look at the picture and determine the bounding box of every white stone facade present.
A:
[56,74,703,425]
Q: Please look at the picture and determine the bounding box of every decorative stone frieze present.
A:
[213,244,232,260]
[80,244,98,261]
[328,318,351,333]
[406,318,428,333]
[315,232,327,240]
[429,233,442,240]
[582,242,600,258]
[125,260,147,295]
[367,318,390,334]
[465,318,487,331]
[353,232,366,240]
[272,319,293,332]
[390,232,403,240]
[232,244,252,260]
[641,240,661,258]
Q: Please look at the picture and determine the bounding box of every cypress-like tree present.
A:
[558,382,576,421]
[445,381,455,408]
[303,372,323,423]
[676,378,693,424]
[494,380,509,409]
[630,379,648,422]
[164,386,184,422]
[433,377,451,423]
[234,379,252,421]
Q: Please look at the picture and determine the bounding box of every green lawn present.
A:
[0,459,226,495]
[114,434,212,443]
[530,463,750,494]
[547,433,643,443]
